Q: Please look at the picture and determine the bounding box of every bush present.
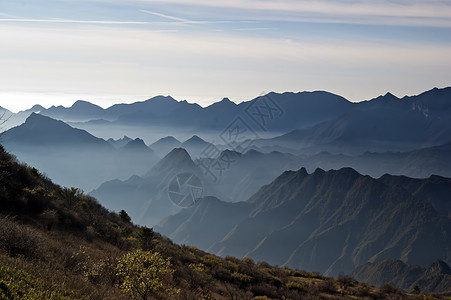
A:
[286,281,305,292]
[0,216,43,259]
[316,278,337,294]
[116,249,179,299]
[0,265,80,299]
[380,283,400,294]
[231,271,252,285]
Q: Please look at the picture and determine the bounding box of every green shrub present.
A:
[231,271,252,284]
[286,281,305,292]
[116,249,179,299]
[0,265,80,299]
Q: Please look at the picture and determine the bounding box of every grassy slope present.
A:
[0,145,440,299]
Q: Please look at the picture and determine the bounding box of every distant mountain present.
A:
[91,148,202,225]
[293,141,451,179]
[42,100,105,122]
[93,146,304,225]
[351,259,451,295]
[121,138,153,153]
[148,136,181,157]
[157,167,451,277]
[5,88,451,156]
[1,114,159,191]
[180,135,215,158]
[4,90,354,134]
[2,113,112,149]
[255,87,451,154]
[107,136,133,148]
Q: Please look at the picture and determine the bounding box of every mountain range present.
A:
[1,113,158,191]
[3,87,450,155]
[156,167,451,277]
[1,86,450,294]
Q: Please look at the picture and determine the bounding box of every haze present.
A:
[1,0,451,112]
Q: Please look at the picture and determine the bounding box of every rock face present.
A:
[351,259,451,295]
[157,167,451,277]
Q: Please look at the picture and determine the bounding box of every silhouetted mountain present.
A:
[91,148,202,225]
[2,113,112,149]
[148,136,181,157]
[42,100,105,121]
[1,114,160,191]
[5,88,451,156]
[180,135,214,158]
[91,146,304,224]
[351,259,451,295]
[293,141,451,179]
[121,138,153,153]
[107,136,133,148]
[158,167,451,277]
[255,87,451,154]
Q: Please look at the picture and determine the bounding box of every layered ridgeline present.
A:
[3,87,451,155]
[91,148,304,225]
[0,146,421,299]
[156,167,451,279]
[254,87,451,154]
[1,113,158,191]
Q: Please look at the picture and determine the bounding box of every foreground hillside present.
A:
[0,145,433,299]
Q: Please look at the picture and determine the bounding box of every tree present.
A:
[119,210,131,222]
[137,226,155,250]
[60,187,79,208]
[116,249,179,300]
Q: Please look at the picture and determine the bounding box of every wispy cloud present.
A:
[139,9,253,25]
[136,0,451,27]
[0,18,150,25]
[140,9,193,23]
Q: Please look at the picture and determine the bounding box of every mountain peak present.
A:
[183,135,206,145]
[25,112,58,126]
[29,104,45,112]
[427,260,451,276]
[147,147,195,176]
[122,138,151,152]
[384,92,398,98]
[71,100,103,109]
[164,147,192,160]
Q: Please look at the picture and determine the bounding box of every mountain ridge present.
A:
[157,166,451,277]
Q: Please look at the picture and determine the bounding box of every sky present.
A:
[1,0,451,112]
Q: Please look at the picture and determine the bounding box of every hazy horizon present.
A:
[1,0,451,112]
[2,85,450,113]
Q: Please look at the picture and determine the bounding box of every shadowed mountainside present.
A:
[351,259,451,295]
[157,167,451,277]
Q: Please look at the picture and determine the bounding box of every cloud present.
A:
[135,0,451,27]
[140,9,193,23]
[1,23,450,108]
[0,18,151,25]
